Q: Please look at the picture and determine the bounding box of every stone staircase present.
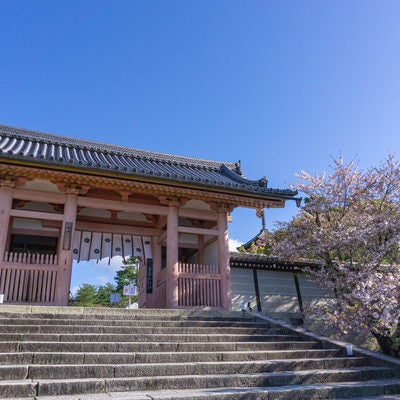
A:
[0,306,399,399]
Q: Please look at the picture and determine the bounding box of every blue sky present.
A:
[1,1,399,290]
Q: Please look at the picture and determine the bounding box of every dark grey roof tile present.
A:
[0,123,298,200]
[229,252,320,271]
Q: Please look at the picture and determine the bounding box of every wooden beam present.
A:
[166,204,179,308]
[178,243,199,249]
[0,185,13,262]
[11,228,60,237]
[75,221,162,236]
[77,215,156,229]
[77,197,169,216]
[10,209,64,221]
[178,226,219,236]
[178,208,217,221]
[42,221,63,228]
[13,189,66,204]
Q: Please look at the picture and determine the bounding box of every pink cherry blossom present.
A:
[273,155,400,357]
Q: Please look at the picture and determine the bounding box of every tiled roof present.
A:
[241,228,269,250]
[0,124,298,200]
[229,252,320,271]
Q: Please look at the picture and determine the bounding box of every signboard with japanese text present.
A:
[123,285,137,296]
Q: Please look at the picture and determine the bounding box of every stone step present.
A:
[0,367,398,398]
[29,381,400,400]
[0,317,270,328]
[0,309,259,322]
[0,324,284,335]
[0,307,399,399]
[0,332,303,343]
[0,357,372,380]
[15,340,322,353]
[0,348,344,365]
[22,381,400,400]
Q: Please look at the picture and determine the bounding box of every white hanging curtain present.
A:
[89,232,102,262]
[72,230,82,261]
[122,235,133,259]
[73,230,152,264]
[142,236,152,259]
[79,232,92,262]
[133,236,144,261]
[101,233,112,263]
[112,234,123,259]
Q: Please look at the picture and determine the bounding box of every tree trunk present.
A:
[371,331,400,358]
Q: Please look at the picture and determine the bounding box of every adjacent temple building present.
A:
[0,124,299,309]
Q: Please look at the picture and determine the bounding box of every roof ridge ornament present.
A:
[234,160,242,175]
[255,208,266,230]
[258,176,267,187]
[220,164,269,188]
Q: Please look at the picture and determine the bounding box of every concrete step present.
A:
[0,348,344,365]
[0,357,373,380]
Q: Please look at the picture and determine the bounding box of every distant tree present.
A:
[94,283,117,307]
[114,256,141,305]
[74,284,97,307]
[273,155,400,357]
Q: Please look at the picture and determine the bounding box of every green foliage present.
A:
[72,283,118,307]
[93,283,116,307]
[71,256,141,308]
[114,256,140,292]
[73,283,97,307]
[114,256,141,306]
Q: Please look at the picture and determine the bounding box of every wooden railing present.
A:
[178,262,219,274]
[0,266,58,303]
[177,262,221,308]
[4,251,58,265]
[1,252,59,303]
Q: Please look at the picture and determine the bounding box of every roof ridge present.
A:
[0,123,236,170]
[0,123,299,200]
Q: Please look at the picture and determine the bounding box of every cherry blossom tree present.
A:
[273,155,400,357]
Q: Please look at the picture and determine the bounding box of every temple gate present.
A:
[0,124,299,309]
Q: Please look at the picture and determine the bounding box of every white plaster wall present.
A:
[12,218,59,233]
[78,208,111,218]
[16,201,61,214]
[203,240,218,265]
[19,179,61,193]
[118,211,148,222]
[257,270,300,313]
[179,233,198,245]
[230,268,256,311]
[297,273,332,309]
[181,199,211,211]
[229,268,330,314]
